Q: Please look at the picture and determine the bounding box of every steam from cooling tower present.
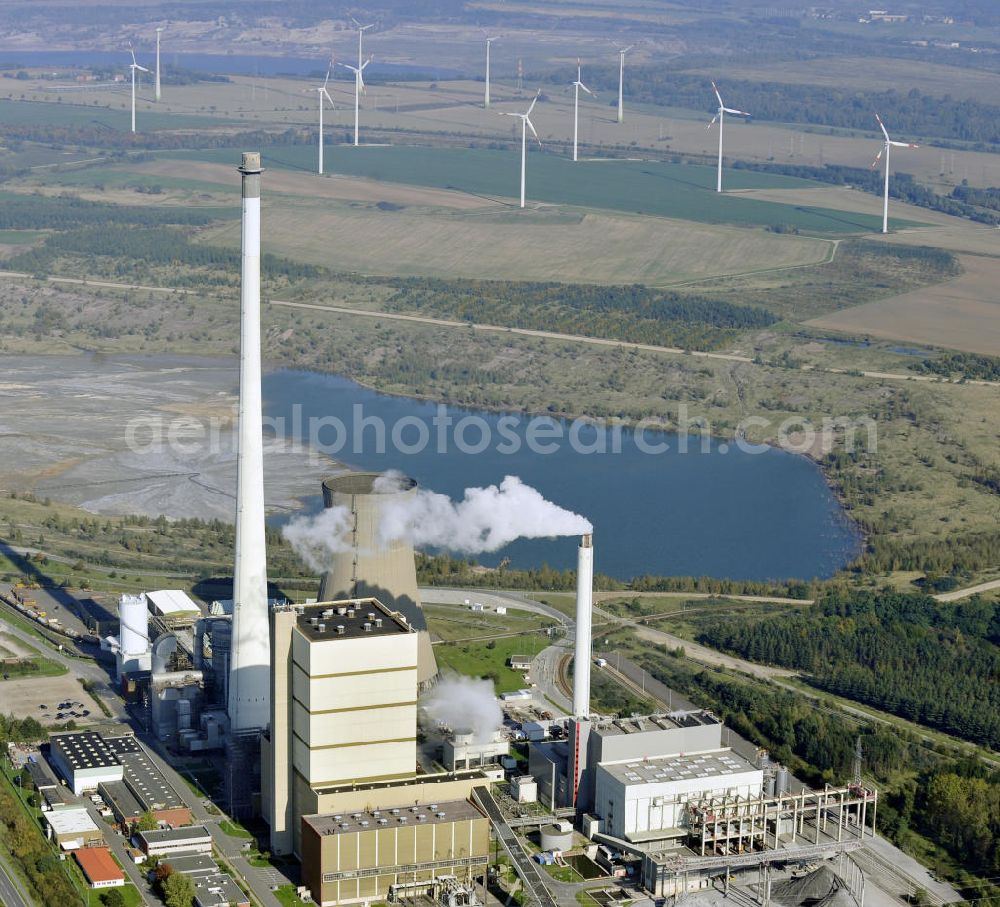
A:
[422,674,503,743]
[282,473,592,564]
[281,506,354,572]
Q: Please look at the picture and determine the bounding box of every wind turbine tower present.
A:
[873,113,918,234]
[339,55,372,147]
[707,80,751,193]
[227,152,271,735]
[617,45,632,124]
[315,57,335,173]
[353,18,374,70]
[155,27,163,101]
[499,90,541,208]
[127,44,150,134]
[484,35,500,108]
[571,59,595,162]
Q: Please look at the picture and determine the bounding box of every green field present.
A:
[0,98,234,132]
[173,144,920,233]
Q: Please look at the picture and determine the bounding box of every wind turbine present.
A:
[339,55,372,147]
[315,56,336,173]
[571,59,595,162]
[352,17,374,69]
[127,44,150,134]
[616,45,633,124]
[484,35,500,108]
[499,90,541,209]
[872,113,919,234]
[707,81,750,193]
[154,26,164,101]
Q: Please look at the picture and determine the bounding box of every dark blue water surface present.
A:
[262,371,860,582]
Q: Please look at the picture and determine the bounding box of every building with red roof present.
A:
[74,847,125,889]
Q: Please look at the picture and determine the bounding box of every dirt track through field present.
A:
[805,254,1000,356]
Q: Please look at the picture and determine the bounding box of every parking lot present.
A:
[1,673,101,725]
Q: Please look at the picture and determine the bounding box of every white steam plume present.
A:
[280,506,353,571]
[378,474,592,554]
[422,674,503,743]
[282,473,591,567]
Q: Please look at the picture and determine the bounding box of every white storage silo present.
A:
[118,593,149,656]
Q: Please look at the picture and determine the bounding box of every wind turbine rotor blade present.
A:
[875,113,890,141]
[323,87,334,106]
[890,140,918,148]
[707,115,718,129]
[621,45,634,54]
[871,147,884,168]
[724,107,749,116]
[526,90,539,116]
[526,117,538,138]
[711,80,724,107]
[579,82,594,95]
[129,45,138,66]
[135,64,150,73]
[361,55,373,70]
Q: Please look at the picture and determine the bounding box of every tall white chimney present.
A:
[573,533,594,719]
[228,151,270,734]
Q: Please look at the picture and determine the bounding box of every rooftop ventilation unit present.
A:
[338,606,347,616]
[363,622,372,632]
[336,625,345,635]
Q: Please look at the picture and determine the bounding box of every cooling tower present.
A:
[317,472,437,685]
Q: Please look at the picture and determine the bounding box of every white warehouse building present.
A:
[594,749,763,843]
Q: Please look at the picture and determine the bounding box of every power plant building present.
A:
[264,596,491,904]
[301,800,490,907]
[265,598,420,856]
[316,473,437,686]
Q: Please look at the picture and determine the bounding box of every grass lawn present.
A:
[218,818,253,839]
[274,885,310,907]
[432,632,550,693]
[172,144,920,234]
[87,882,143,907]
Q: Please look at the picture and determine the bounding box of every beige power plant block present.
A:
[266,598,419,856]
[317,473,437,686]
[301,799,490,907]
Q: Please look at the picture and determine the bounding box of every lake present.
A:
[262,370,860,581]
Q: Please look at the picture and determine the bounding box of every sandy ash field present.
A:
[807,254,1000,356]
[0,354,333,522]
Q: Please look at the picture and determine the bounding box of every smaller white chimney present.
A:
[573,533,594,719]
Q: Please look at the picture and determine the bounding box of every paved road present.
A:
[132,735,288,907]
[0,855,29,907]
[0,595,126,721]
[82,799,159,905]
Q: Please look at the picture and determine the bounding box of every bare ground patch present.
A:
[805,255,1000,356]
[0,672,101,726]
